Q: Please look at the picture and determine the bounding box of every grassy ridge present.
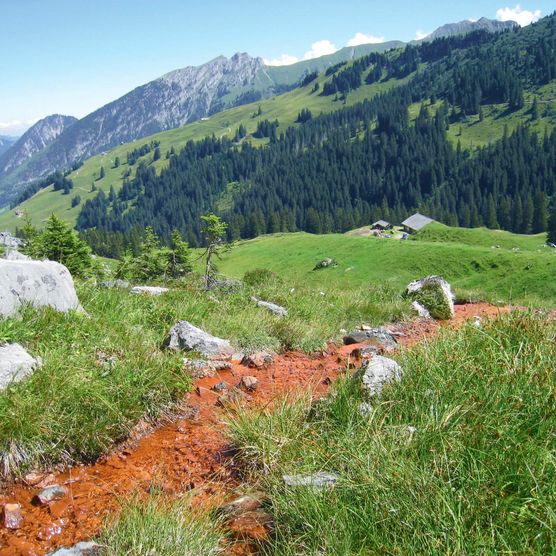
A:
[217,231,556,306]
[228,312,556,554]
[0,70,412,231]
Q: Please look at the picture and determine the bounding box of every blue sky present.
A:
[0,0,551,135]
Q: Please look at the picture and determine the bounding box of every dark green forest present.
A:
[76,14,556,254]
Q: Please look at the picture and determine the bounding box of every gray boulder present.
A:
[165,321,234,358]
[129,286,169,296]
[0,259,82,317]
[354,356,403,399]
[406,275,454,320]
[343,327,397,349]
[251,297,288,317]
[0,344,42,391]
[46,542,102,556]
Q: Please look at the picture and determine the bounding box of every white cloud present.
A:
[346,32,385,47]
[263,54,300,66]
[496,4,541,26]
[303,39,338,60]
[0,118,40,133]
[415,29,430,40]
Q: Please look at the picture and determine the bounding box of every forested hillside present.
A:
[70,15,556,253]
[5,14,556,255]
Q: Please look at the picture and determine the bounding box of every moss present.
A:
[409,283,452,320]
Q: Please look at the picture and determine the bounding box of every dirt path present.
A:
[0,303,508,555]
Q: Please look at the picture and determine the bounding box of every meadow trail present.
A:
[0,303,507,556]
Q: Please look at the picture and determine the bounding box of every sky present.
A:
[0,1,552,136]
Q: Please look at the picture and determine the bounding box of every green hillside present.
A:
[0,66,412,231]
[216,230,556,307]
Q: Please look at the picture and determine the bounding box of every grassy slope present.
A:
[216,230,556,306]
[0,69,412,231]
[228,312,556,554]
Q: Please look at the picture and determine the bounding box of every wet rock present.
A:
[0,343,42,392]
[23,471,46,486]
[99,279,130,289]
[313,258,336,270]
[241,351,273,369]
[354,356,403,399]
[33,485,68,506]
[217,387,250,408]
[251,297,288,317]
[350,345,379,359]
[239,375,258,391]
[2,503,23,530]
[183,358,216,379]
[411,300,431,318]
[220,494,263,516]
[165,321,234,358]
[212,381,228,392]
[129,285,169,296]
[0,260,82,317]
[343,327,398,349]
[46,541,102,555]
[406,275,455,320]
[283,471,338,488]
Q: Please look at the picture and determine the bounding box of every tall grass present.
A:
[0,275,407,476]
[228,312,556,554]
[99,494,223,555]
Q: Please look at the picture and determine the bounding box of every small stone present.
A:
[46,541,102,555]
[2,503,23,529]
[472,316,482,328]
[351,345,379,359]
[129,286,169,296]
[33,485,68,506]
[239,375,258,391]
[212,381,228,392]
[251,297,288,317]
[23,471,45,486]
[220,494,263,516]
[241,352,273,369]
[359,402,373,417]
[283,471,338,488]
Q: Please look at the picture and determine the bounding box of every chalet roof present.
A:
[401,213,434,231]
[371,220,390,228]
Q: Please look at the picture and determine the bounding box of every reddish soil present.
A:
[0,303,510,555]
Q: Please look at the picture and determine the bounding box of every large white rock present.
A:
[0,344,41,391]
[0,260,81,317]
[165,320,234,358]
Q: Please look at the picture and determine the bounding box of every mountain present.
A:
[0,114,76,177]
[0,44,401,206]
[0,136,17,157]
[0,16,526,206]
[424,17,518,41]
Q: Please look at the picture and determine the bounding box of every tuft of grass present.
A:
[228,312,556,554]
[99,494,223,556]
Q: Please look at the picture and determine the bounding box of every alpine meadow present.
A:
[0,4,555,555]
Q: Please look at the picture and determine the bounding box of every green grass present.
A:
[216,231,556,307]
[99,494,223,555]
[0,70,412,232]
[0,274,407,476]
[413,221,549,252]
[227,312,556,554]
